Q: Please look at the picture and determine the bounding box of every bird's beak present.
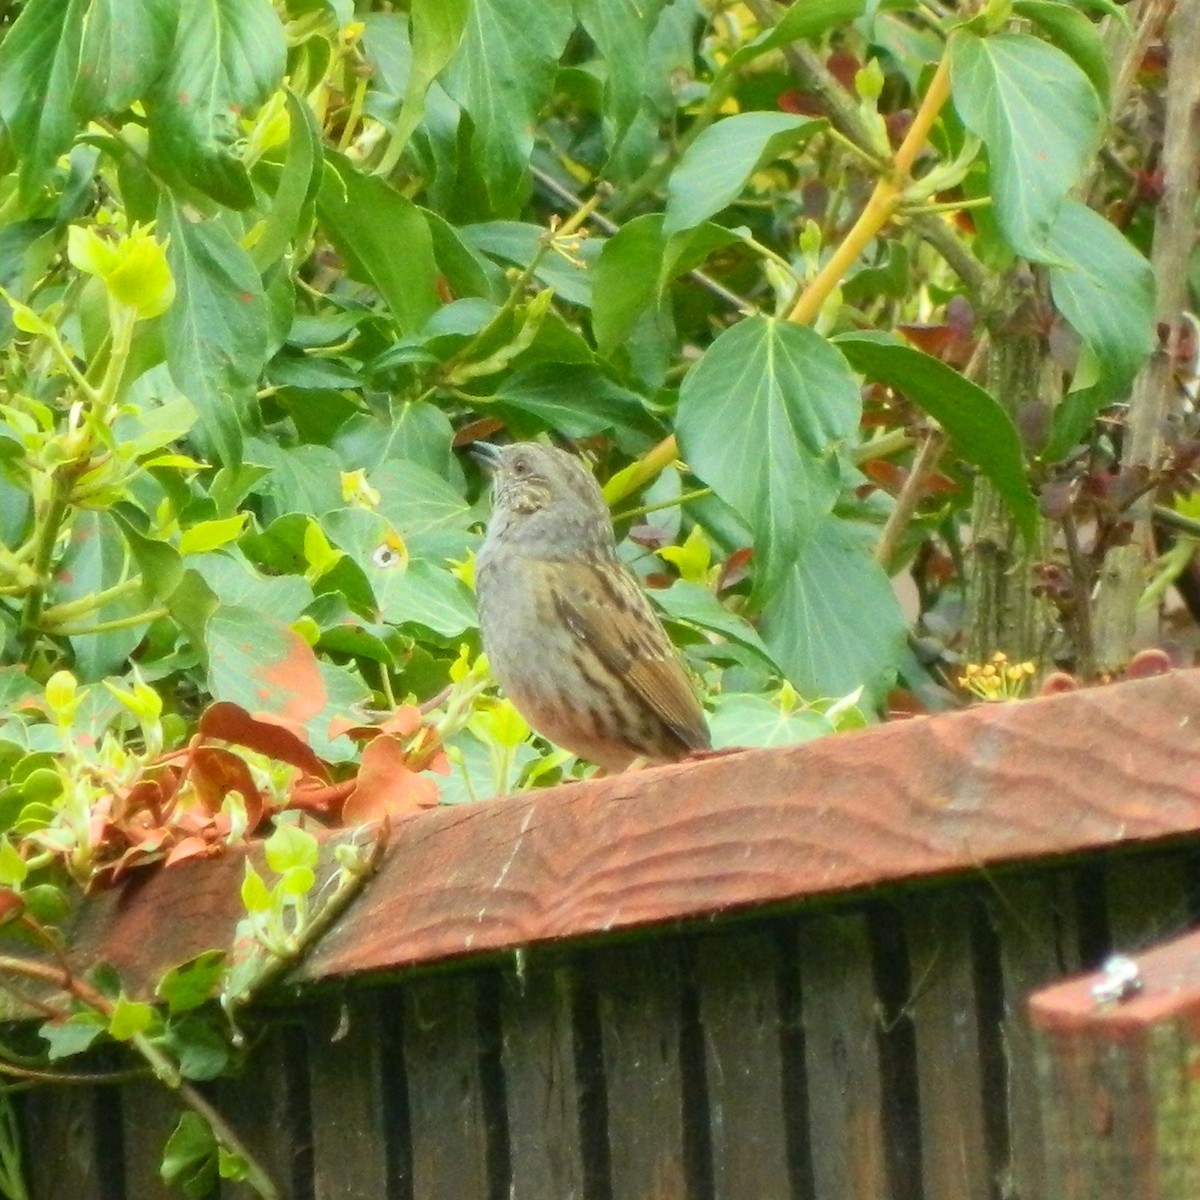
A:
[469,441,504,470]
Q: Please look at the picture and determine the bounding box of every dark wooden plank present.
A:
[500,964,585,1200]
[1105,852,1192,953]
[215,1025,309,1200]
[989,872,1081,1200]
[119,1079,180,1200]
[905,891,991,1200]
[593,942,688,1200]
[693,930,790,1200]
[402,974,493,1200]
[21,1086,107,1200]
[306,994,389,1200]
[50,671,1200,993]
[796,911,888,1200]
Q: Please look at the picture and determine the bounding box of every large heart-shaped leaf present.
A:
[677,316,861,597]
[950,31,1102,260]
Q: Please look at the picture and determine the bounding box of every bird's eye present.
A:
[511,456,530,476]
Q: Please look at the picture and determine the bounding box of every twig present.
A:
[528,165,753,314]
[874,428,947,571]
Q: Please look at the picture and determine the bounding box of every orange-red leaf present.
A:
[342,736,438,824]
[198,701,329,781]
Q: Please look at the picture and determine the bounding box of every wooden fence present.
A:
[15,670,1200,1200]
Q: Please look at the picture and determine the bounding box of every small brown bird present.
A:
[472,441,711,771]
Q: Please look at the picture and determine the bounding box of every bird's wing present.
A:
[537,557,711,752]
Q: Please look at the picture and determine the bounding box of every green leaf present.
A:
[950,31,1102,260]
[240,862,271,914]
[663,113,825,238]
[160,1015,232,1081]
[708,693,833,750]
[368,460,473,538]
[761,516,907,704]
[0,838,28,887]
[55,511,148,680]
[161,1112,217,1197]
[40,1014,105,1060]
[835,333,1038,539]
[381,0,469,168]
[264,822,318,875]
[73,0,177,116]
[1012,1,1110,109]
[156,950,227,1015]
[206,604,327,723]
[145,0,286,209]
[439,0,575,211]
[722,0,916,74]
[317,152,440,334]
[491,365,662,442]
[108,995,156,1041]
[651,580,779,672]
[374,559,477,638]
[0,0,85,206]
[160,197,271,467]
[250,89,323,272]
[577,0,667,156]
[677,317,861,597]
[592,214,669,359]
[1045,200,1155,452]
[111,507,184,601]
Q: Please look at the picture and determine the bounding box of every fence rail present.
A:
[14,670,1200,1199]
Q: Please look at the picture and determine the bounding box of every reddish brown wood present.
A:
[1030,926,1200,1199]
[51,670,1200,995]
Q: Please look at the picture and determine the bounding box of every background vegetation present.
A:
[0,0,1195,1193]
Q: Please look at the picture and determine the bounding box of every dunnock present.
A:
[473,441,711,771]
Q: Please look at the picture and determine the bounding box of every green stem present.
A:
[18,468,76,662]
[49,607,167,637]
[39,575,145,626]
[613,487,714,523]
[0,955,279,1200]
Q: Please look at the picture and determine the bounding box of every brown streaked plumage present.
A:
[472,441,710,771]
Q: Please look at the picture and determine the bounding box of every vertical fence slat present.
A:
[694,930,790,1200]
[797,910,888,1200]
[119,1080,179,1200]
[991,872,1081,1200]
[22,1086,107,1200]
[307,994,389,1200]
[215,1025,309,1200]
[593,941,687,1200]
[403,973,492,1200]
[501,964,585,1200]
[906,891,991,1200]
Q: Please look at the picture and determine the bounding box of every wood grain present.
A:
[500,965,585,1200]
[905,890,991,1200]
[401,973,495,1200]
[593,942,688,1200]
[797,911,889,1200]
[51,670,1200,994]
[307,995,390,1200]
[694,930,792,1200]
